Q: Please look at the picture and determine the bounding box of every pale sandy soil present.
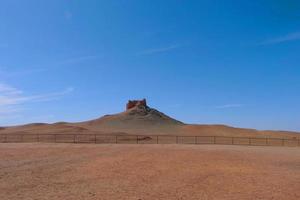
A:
[0,144,299,200]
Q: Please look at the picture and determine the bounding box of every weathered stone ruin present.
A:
[126,99,147,110]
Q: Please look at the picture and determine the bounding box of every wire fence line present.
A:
[0,134,299,147]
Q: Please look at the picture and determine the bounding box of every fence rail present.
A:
[0,134,299,147]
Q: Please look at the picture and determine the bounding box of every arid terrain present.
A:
[1,100,299,139]
[0,143,299,200]
[1,100,299,199]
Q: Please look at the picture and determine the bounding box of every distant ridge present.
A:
[0,99,299,139]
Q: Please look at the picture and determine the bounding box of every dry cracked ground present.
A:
[0,143,299,200]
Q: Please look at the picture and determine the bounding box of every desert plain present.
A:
[1,100,300,200]
[0,143,300,200]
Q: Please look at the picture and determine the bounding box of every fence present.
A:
[0,134,299,147]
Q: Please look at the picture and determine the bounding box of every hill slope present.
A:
[0,99,299,139]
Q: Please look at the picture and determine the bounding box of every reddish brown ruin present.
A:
[126,99,147,110]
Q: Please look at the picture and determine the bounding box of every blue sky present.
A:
[0,0,300,131]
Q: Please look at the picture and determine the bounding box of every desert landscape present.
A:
[1,100,299,200]
[1,1,300,199]
[1,100,299,140]
[0,143,300,200]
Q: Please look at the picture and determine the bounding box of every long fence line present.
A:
[0,134,299,147]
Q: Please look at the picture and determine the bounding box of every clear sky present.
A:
[0,0,300,131]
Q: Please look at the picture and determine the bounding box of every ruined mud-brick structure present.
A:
[126,99,147,110]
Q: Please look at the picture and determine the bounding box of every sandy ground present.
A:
[0,144,299,200]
